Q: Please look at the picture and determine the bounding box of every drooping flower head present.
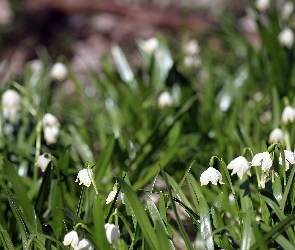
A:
[141,37,159,54]
[200,167,224,186]
[63,230,79,248]
[269,128,284,144]
[76,168,94,187]
[51,62,68,81]
[278,28,294,49]
[74,238,94,250]
[104,223,120,244]
[35,153,51,172]
[158,91,173,108]
[227,156,251,180]
[254,0,270,12]
[279,150,295,171]
[2,89,21,123]
[106,184,125,204]
[251,152,273,172]
[42,113,60,144]
[281,2,294,20]
[281,105,295,124]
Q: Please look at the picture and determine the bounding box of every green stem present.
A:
[33,119,42,182]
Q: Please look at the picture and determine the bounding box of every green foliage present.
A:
[1,2,295,249]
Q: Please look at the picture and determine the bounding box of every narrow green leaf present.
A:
[117,178,159,250]
[3,158,41,232]
[0,224,15,250]
[273,172,283,207]
[240,208,252,250]
[158,165,194,250]
[252,222,268,250]
[92,195,110,250]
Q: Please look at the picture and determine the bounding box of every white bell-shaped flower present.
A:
[141,37,159,54]
[74,238,94,250]
[227,156,251,180]
[106,190,125,204]
[269,128,284,144]
[2,89,21,123]
[279,150,295,171]
[200,167,224,186]
[158,91,173,108]
[35,153,51,172]
[28,59,43,75]
[278,28,294,48]
[51,62,68,81]
[104,223,120,244]
[254,0,270,12]
[251,152,273,172]
[281,2,294,20]
[43,113,60,144]
[63,230,79,248]
[184,40,200,55]
[281,105,295,124]
[75,168,94,187]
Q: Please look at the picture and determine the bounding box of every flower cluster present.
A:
[201,149,295,186]
[75,168,94,187]
[183,39,201,68]
[62,224,120,248]
[63,231,93,249]
[43,113,60,144]
[1,89,21,123]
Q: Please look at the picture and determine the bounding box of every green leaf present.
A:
[2,158,41,232]
[117,178,159,250]
[272,172,283,207]
[0,224,15,250]
[240,208,252,250]
[92,195,110,250]
[158,165,194,250]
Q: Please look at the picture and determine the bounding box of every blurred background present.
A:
[0,0,251,85]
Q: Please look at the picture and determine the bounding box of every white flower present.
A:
[28,59,43,74]
[43,113,60,127]
[105,223,120,244]
[278,28,294,48]
[281,2,294,20]
[184,40,200,55]
[141,37,159,54]
[106,190,125,204]
[227,156,251,180]
[75,168,94,187]
[200,167,224,186]
[254,0,270,12]
[279,150,295,171]
[251,152,273,172]
[184,55,201,68]
[158,91,173,108]
[51,62,67,81]
[35,153,51,172]
[269,128,284,144]
[2,89,21,123]
[281,105,295,124]
[63,230,79,248]
[74,238,94,250]
[43,113,60,144]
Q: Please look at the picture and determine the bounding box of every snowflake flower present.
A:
[278,28,294,49]
[281,105,295,123]
[2,89,21,123]
[251,152,273,172]
[63,230,79,248]
[74,238,94,250]
[76,168,94,187]
[279,150,295,171]
[105,223,120,244]
[51,62,67,81]
[200,167,224,186]
[269,128,284,144]
[227,156,251,180]
[106,190,125,204]
[35,153,51,172]
[158,91,173,108]
[254,0,270,12]
[43,113,60,144]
